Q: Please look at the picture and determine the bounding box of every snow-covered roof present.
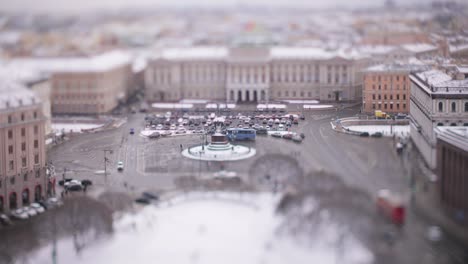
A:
[0,63,48,85]
[449,44,468,53]
[456,65,468,74]
[401,43,438,53]
[365,63,429,73]
[9,50,131,74]
[410,69,468,94]
[151,46,368,62]
[0,80,40,110]
[435,127,468,152]
[270,47,366,60]
[154,47,228,60]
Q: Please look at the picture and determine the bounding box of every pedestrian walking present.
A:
[180,144,183,151]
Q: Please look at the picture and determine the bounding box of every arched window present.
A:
[451,102,456,112]
[438,102,443,112]
[450,123,457,126]
[464,102,468,112]
[437,123,444,126]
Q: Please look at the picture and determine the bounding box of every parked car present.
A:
[10,208,29,220]
[45,197,63,208]
[359,132,370,137]
[117,161,124,171]
[300,133,305,139]
[371,132,383,138]
[0,214,12,226]
[256,128,268,135]
[149,132,160,139]
[292,135,303,143]
[156,124,163,130]
[271,132,282,138]
[30,203,45,214]
[135,197,151,205]
[23,206,37,217]
[129,128,135,135]
[142,192,159,200]
[282,133,294,140]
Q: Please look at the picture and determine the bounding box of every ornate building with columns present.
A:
[145,46,370,103]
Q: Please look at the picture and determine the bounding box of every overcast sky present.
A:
[0,0,429,13]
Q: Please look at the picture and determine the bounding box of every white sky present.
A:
[0,0,428,13]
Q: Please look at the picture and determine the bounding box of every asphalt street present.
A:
[47,105,467,264]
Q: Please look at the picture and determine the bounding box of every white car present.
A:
[24,206,37,217]
[11,208,29,220]
[30,203,46,214]
[274,119,280,124]
[156,124,163,130]
[278,124,285,131]
[117,161,124,171]
[170,124,177,130]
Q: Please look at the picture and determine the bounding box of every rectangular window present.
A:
[372,103,376,109]
[34,126,38,134]
[8,130,13,139]
[397,103,400,109]
[22,157,27,167]
[384,104,387,110]
[10,176,15,185]
[8,115,12,123]
[34,154,39,164]
[403,103,407,109]
[403,94,406,100]
[8,145,13,154]
[390,95,393,100]
[9,160,14,170]
[390,104,393,110]
[34,140,39,148]
[372,94,375,100]
[21,128,26,137]
[397,94,400,100]
[21,142,26,151]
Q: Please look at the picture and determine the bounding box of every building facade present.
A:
[435,127,468,223]
[0,81,47,213]
[10,51,133,115]
[145,46,369,103]
[409,69,468,169]
[363,64,428,114]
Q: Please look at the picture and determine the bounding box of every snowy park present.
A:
[27,192,374,264]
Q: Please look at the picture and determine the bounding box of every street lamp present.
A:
[103,149,113,185]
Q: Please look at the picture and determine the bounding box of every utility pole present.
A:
[103,149,113,185]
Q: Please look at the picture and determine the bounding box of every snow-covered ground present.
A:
[152,103,194,109]
[303,104,334,109]
[344,125,410,137]
[205,103,236,109]
[257,103,286,109]
[52,123,104,133]
[179,99,209,104]
[28,192,373,264]
[283,100,319,104]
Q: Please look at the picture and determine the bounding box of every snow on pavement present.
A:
[52,123,104,133]
[28,192,373,264]
[344,125,410,137]
[303,104,334,109]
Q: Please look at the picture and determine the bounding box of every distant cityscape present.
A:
[0,0,467,263]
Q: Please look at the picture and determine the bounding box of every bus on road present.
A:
[226,128,256,141]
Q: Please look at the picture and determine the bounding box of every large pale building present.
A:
[0,81,47,213]
[145,46,370,103]
[409,69,468,169]
[9,51,133,115]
